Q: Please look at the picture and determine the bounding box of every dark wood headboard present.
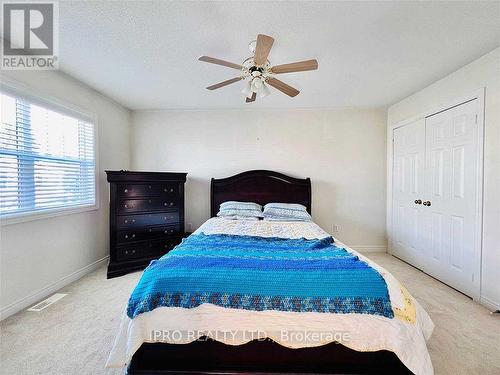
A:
[210,170,311,217]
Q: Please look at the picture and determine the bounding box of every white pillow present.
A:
[217,201,263,219]
[263,203,312,222]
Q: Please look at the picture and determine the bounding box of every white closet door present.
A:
[424,99,479,296]
[392,119,426,268]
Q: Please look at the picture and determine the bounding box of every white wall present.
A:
[0,71,131,319]
[387,48,500,309]
[131,108,387,251]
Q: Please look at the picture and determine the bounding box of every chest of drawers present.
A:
[106,171,187,278]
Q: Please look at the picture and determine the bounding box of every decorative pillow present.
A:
[263,203,312,222]
[217,201,263,219]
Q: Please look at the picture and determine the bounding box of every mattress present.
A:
[107,217,434,375]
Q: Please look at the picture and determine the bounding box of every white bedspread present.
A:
[106,218,434,374]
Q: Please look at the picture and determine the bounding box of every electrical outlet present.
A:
[332,224,340,233]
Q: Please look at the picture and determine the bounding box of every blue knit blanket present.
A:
[127,233,394,319]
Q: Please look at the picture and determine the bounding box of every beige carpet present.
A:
[1,253,499,375]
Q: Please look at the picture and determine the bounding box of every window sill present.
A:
[0,203,100,226]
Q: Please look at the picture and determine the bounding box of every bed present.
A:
[106,170,434,374]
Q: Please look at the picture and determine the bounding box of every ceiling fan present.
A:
[198,34,318,103]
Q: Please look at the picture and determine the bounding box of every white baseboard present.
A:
[0,256,109,321]
[480,296,500,312]
[350,245,387,253]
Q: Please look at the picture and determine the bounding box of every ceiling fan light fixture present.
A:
[251,77,264,92]
[259,83,271,98]
[242,81,252,97]
[199,34,318,102]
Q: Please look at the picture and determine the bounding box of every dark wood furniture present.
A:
[106,171,187,278]
[210,169,311,217]
[127,170,410,374]
[129,338,411,374]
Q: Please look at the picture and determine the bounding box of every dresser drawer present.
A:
[116,237,182,262]
[117,183,178,198]
[117,197,179,214]
[117,224,181,244]
[117,212,179,229]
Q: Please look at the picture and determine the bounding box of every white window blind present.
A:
[0,92,96,218]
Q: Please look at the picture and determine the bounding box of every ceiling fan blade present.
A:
[271,59,318,74]
[245,92,257,103]
[198,56,243,70]
[206,77,243,90]
[253,34,274,66]
[266,77,300,97]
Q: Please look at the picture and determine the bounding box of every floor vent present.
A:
[27,293,67,312]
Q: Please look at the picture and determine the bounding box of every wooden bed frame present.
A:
[210,169,312,217]
[127,170,411,374]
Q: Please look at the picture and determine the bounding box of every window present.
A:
[0,91,96,220]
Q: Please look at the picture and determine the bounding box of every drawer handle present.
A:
[125,234,136,239]
[164,202,174,207]
[124,189,128,193]
[132,250,136,254]
[125,219,136,224]
[125,250,129,255]
[164,188,174,193]
[148,185,151,189]
[148,199,152,203]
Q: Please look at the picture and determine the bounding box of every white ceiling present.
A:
[57,1,500,110]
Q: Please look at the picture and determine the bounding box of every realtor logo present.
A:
[1,1,59,69]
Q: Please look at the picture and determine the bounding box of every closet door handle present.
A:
[414,199,422,205]
[423,201,431,206]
